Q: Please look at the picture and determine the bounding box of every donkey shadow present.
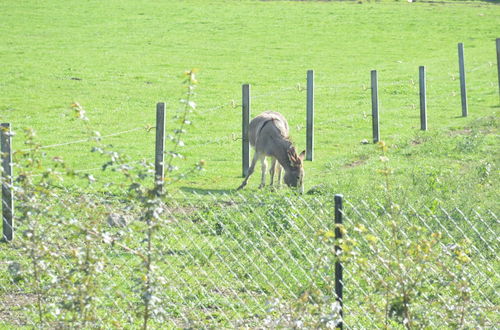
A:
[180,187,233,196]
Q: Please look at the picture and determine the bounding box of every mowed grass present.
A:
[0,0,499,204]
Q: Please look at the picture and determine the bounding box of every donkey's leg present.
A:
[259,157,268,189]
[269,158,277,186]
[269,157,281,186]
[276,163,282,186]
[237,151,260,190]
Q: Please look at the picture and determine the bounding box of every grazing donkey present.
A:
[237,111,305,192]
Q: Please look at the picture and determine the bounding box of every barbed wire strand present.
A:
[11,60,494,173]
[19,127,146,153]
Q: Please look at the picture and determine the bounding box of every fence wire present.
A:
[12,58,494,178]
[0,183,498,328]
[1,58,497,328]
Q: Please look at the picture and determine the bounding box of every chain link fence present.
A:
[1,182,498,328]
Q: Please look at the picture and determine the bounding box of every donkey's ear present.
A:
[299,150,306,161]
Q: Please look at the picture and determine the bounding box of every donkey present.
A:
[237,111,305,192]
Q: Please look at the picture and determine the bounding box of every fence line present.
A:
[16,135,236,179]
[0,38,498,327]
[497,38,500,99]
[242,84,250,178]
[371,70,380,143]
[10,86,305,156]
[200,86,303,113]
[306,70,314,161]
[1,123,14,242]
[200,100,239,113]
[155,102,166,193]
[1,187,497,328]
[13,56,494,155]
[23,160,146,180]
[251,86,298,100]
[419,66,428,131]
[19,126,147,153]
[6,56,497,180]
[238,60,494,96]
[458,43,468,117]
[43,134,237,177]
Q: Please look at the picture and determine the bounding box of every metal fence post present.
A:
[242,84,250,177]
[496,38,500,101]
[306,70,314,161]
[334,194,344,329]
[371,70,380,143]
[155,103,166,193]
[458,43,468,117]
[419,66,428,131]
[1,123,13,242]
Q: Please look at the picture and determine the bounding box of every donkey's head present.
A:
[284,146,305,193]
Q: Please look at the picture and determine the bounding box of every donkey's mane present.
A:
[269,117,290,140]
[266,118,302,168]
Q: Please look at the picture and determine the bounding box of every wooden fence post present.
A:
[419,66,428,131]
[242,84,250,177]
[371,70,380,143]
[1,123,13,242]
[458,43,468,117]
[306,70,314,161]
[155,103,166,193]
[334,194,344,329]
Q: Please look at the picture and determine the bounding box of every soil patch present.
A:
[0,292,37,326]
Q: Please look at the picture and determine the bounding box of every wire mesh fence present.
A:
[0,55,498,328]
[1,179,498,328]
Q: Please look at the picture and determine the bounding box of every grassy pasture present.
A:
[0,0,499,328]
[0,0,499,200]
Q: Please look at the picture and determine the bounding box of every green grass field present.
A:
[1,0,499,328]
[1,0,499,199]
